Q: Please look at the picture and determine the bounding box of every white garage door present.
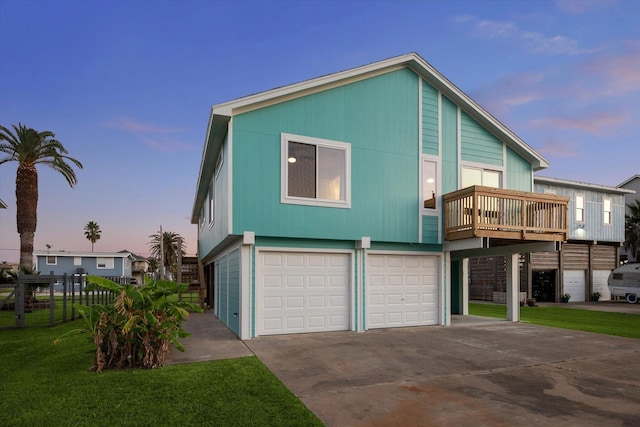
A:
[563,270,586,302]
[367,254,439,329]
[258,251,350,336]
[593,270,612,301]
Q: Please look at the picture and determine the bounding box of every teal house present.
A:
[191,53,568,339]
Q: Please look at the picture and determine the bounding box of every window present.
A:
[575,194,584,222]
[46,256,57,265]
[462,166,501,188]
[603,197,611,225]
[97,257,114,269]
[74,257,82,266]
[281,133,351,208]
[208,178,214,226]
[423,160,438,209]
[199,205,205,230]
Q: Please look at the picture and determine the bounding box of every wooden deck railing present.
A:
[444,186,569,242]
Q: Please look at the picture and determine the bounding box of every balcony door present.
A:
[462,167,501,189]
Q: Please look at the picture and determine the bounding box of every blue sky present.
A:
[1,0,638,262]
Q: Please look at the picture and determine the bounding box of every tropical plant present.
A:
[624,199,640,262]
[54,275,202,372]
[148,231,185,279]
[83,220,101,252]
[0,123,83,269]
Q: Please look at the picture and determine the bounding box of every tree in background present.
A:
[0,123,83,269]
[148,231,185,280]
[84,221,102,252]
[625,199,640,262]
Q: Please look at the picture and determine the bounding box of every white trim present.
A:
[46,255,57,266]
[227,118,234,237]
[280,133,352,209]
[457,105,462,188]
[418,76,423,243]
[603,197,612,226]
[575,193,585,223]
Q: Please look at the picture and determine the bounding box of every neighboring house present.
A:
[191,52,568,339]
[470,177,632,302]
[618,174,640,263]
[34,250,134,279]
[122,250,150,285]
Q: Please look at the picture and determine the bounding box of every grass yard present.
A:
[0,321,323,427]
[469,303,640,339]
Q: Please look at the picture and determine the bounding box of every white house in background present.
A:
[618,174,640,263]
[34,250,134,279]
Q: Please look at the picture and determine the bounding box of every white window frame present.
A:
[208,177,214,227]
[281,133,351,209]
[96,257,114,269]
[603,197,612,225]
[46,256,57,265]
[74,257,82,266]
[461,164,503,189]
[421,156,440,213]
[575,194,585,223]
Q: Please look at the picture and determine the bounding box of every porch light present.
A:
[288,156,296,163]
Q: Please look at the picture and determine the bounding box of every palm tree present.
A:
[148,231,185,279]
[624,199,640,262]
[84,220,101,252]
[0,123,83,269]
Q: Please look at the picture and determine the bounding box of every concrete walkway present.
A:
[168,310,640,426]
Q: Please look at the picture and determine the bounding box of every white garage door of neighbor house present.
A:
[592,270,612,301]
[258,251,350,336]
[367,254,439,329]
[563,270,586,302]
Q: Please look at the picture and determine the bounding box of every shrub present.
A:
[54,275,202,372]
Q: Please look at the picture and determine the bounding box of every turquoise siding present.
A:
[422,215,440,244]
[198,134,230,259]
[216,249,241,336]
[506,147,532,191]
[232,68,420,243]
[460,111,503,166]
[217,256,228,323]
[441,96,458,193]
[422,80,438,155]
[227,249,240,336]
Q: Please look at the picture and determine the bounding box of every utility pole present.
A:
[177,236,183,284]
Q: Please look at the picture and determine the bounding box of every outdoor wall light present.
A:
[288,157,296,163]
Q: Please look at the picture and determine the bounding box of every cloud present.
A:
[537,139,581,158]
[471,72,549,116]
[555,0,614,14]
[575,43,640,98]
[528,111,631,137]
[141,137,196,153]
[104,118,195,152]
[105,118,184,134]
[455,15,589,55]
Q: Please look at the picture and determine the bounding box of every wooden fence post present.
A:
[16,276,25,328]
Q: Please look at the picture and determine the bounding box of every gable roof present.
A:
[0,198,7,209]
[535,176,636,195]
[192,52,550,222]
[618,174,640,188]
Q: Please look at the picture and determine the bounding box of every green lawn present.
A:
[469,303,640,339]
[0,321,323,427]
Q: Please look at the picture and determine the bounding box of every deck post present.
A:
[506,253,520,322]
[461,258,469,315]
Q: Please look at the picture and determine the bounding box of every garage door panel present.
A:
[367,254,439,329]
[563,270,586,302]
[259,251,350,336]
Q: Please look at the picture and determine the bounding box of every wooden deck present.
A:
[444,186,569,242]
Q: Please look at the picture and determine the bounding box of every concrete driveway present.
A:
[246,318,640,427]
[169,312,640,426]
